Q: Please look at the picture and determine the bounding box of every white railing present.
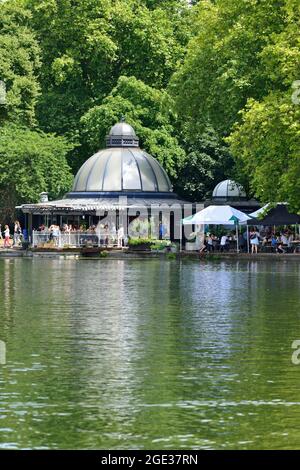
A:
[32,231,120,248]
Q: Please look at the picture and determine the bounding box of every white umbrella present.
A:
[182,205,251,226]
[182,205,251,253]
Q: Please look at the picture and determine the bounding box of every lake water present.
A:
[0,257,300,449]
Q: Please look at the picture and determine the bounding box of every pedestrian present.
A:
[220,234,228,252]
[250,227,260,254]
[4,225,11,248]
[13,220,22,246]
[207,233,214,252]
[117,225,124,248]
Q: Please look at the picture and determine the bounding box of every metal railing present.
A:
[32,231,122,248]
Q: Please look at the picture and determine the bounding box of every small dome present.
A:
[72,147,172,193]
[212,180,246,200]
[109,122,137,137]
[106,120,139,148]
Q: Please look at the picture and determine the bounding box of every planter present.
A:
[129,243,152,251]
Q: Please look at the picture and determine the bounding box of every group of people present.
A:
[0,221,23,248]
[199,231,247,253]
[199,227,298,254]
[36,222,126,247]
[261,229,295,254]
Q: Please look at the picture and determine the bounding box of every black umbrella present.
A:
[249,204,300,226]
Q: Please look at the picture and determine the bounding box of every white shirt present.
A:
[4,228,10,238]
[220,236,228,246]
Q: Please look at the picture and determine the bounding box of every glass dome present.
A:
[212,179,246,200]
[72,122,172,193]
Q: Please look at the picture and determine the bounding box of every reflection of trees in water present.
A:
[1,259,300,448]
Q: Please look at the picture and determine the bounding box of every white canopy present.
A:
[182,205,251,225]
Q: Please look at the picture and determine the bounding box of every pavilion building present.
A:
[19,121,190,241]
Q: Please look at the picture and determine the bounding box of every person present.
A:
[159,222,167,239]
[199,234,208,254]
[287,231,294,250]
[103,224,109,246]
[13,220,22,246]
[271,234,278,252]
[49,224,60,246]
[281,232,288,245]
[238,232,246,252]
[0,224,2,240]
[3,225,11,248]
[207,233,214,252]
[243,229,248,247]
[250,228,260,254]
[276,241,286,254]
[220,234,228,252]
[117,225,124,248]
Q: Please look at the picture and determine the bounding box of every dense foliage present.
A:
[171,0,300,210]
[0,0,299,220]
[0,125,73,220]
[0,0,40,126]
[0,0,74,220]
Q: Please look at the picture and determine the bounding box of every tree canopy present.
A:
[0,0,41,126]
[0,0,74,222]
[0,125,73,220]
[26,0,192,135]
[171,0,300,210]
[0,0,299,219]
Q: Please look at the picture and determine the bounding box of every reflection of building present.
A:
[204,179,260,214]
[20,121,187,240]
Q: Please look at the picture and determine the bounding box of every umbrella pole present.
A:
[180,220,182,253]
[247,225,250,253]
[236,223,239,253]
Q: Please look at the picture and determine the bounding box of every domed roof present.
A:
[212,179,246,200]
[72,147,172,193]
[72,121,172,193]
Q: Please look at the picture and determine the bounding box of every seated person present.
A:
[277,242,286,254]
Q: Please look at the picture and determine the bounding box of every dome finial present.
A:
[106,120,139,148]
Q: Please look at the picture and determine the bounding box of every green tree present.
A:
[175,123,233,201]
[228,92,300,212]
[26,0,192,135]
[227,0,300,210]
[0,125,74,221]
[0,0,41,126]
[171,0,300,206]
[80,75,186,179]
[170,0,286,135]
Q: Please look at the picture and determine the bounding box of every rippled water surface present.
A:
[0,258,300,449]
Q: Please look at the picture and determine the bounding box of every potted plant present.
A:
[128,238,154,251]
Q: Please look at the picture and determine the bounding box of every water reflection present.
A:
[0,258,300,449]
